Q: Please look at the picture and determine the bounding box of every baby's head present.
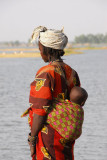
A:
[70,86,88,106]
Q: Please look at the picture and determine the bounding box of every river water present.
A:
[0,50,107,160]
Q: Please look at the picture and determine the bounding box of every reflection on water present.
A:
[0,50,107,160]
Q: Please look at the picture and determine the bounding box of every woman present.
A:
[28,26,80,160]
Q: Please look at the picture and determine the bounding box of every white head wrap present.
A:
[31,26,68,50]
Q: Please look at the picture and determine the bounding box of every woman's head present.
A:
[31,26,68,62]
[39,41,65,62]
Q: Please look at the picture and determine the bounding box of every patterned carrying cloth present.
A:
[47,99,84,142]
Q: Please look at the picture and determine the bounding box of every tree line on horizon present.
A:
[0,33,107,46]
[73,33,107,44]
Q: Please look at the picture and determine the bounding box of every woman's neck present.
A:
[49,56,62,62]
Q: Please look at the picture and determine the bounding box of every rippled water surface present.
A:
[0,50,107,160]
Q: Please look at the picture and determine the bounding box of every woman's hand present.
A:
[30,145,36,157]
[29,114,47,159]
[28,141,36,158]
[28,133,36,158]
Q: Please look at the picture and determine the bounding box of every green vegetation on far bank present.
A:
[74,33,107,44]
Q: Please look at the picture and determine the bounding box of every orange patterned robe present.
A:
[28,60,80,160]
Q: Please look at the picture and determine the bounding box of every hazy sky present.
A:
[0,0,107,42]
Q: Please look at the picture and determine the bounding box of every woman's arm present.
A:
[29,70,55,157]
[31,114,47,137]
[29,114,47,157]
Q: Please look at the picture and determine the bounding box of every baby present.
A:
[47,86,88,142]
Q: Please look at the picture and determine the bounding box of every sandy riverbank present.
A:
[0,49,82,58]
[0,52,41,58]
[0,46,106,58]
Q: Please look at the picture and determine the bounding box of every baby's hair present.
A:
[70,86,88,106]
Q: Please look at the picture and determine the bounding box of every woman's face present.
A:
[39,42,49,62]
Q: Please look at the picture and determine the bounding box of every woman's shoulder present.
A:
[63,62,74,75]
[36,63,55,76]
[63,62,78,74]
[62,62,80,86]
[64,63,72,70]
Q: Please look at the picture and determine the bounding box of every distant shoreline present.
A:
[0,53,40,58]
[0,48,82,58]
[73,46,107,50]
[0,47,106,58]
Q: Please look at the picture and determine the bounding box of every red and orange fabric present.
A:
[28,60,80,160]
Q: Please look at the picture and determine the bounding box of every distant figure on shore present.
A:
[14,51,17,54]
[2,52,6,55]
